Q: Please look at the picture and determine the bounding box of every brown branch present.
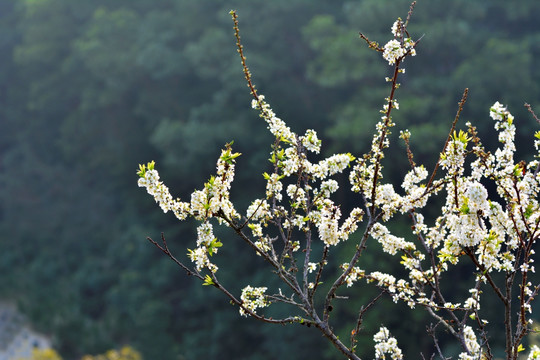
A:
[525,103,540,125]
[402,131,417,170]
[405,1,417,28]
[350,291,384,351]
[464,247,507,305]
[424,88,468,195]
[323,214,381,323]
[147,233,203,279]
[369,61,402,215]
[231,10,259,101]
[358,32,382,52]
[309,245,329,300]
[427,323,451,360]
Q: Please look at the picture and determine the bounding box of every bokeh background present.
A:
[1,0,540,359]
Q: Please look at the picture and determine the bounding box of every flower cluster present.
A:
[137,145,240,223]
[370,223,415,255]
[341,263,365,287]
[252,96,295,143]
[137,162,191,220]
[137,144,242,273]
[528,345,540,360]
[458,326,481,360]
[358,100,539,295]
[239,285,270,316]
[373,327,403,360]
[186,222,221,273]
[317,200,342,246]
[139,9,540,360]
[248,94,361,251]
[382,20,416,66]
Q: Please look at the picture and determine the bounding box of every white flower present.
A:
[527,345,540,360]
[190,190,208,217]
[464,288,480,310]
[196,222,215,247]
[266,173,283,201]
[489,101,506,121]
[137,165,190,220]
[371,223,415,255]
[382,37,416,66]
[464,182,489,213]
[246,199,270,220]
[254,237,271,254]
[320,179,339,198]
[310,153,354,180]
[317,200,341,246]
[239,286,270,316]
[458,326,481,360]
[391,20,402,37]
[383,39,405,65]
[375,183,402,221]
[374,327,403,360]
[281,147,301,176]
[340,208,364,239]
[253,95,296,143]
[188,247,207,271]
[341,263,365,287]
[286,184,307,206]
[301,129,321,154]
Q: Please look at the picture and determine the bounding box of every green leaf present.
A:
[137,163,146,177]
[203,274,214,286]
[459,200,470,215]
[208,239,223,256]
[525,203,534,219]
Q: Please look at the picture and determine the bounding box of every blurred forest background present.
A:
[1,0,540,359]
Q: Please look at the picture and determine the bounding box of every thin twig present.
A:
[427,323,450,360]
[424,88,468,194]
[525,103,540,125]
[350,292,384,350]
[147,234,202,279]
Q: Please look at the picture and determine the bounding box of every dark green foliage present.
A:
[0,0,539,359]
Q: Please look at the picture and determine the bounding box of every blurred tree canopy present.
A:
[0,0,539,359]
